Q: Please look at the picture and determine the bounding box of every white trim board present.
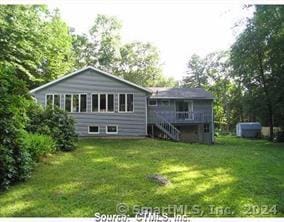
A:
[30,66,152,94]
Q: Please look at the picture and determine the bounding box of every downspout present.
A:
[145,96,148,136]
[211,100,215,143]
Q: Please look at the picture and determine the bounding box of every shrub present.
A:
[0,64,33,190]
[27,105,78,151]
[23,133,56,161]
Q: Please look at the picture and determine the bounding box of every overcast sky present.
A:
[49,1,254,80]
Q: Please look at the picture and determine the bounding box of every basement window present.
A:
[106,125,118,134]
[88,126,99,134]
[204,124,210,133]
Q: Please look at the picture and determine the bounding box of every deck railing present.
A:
[149,111,211,123]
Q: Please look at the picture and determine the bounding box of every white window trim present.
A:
[45,94,61,108]
[148,99,157,106]
[106,125,118,134]
[64,94,87,113]
[91,93,115,113]
[118,93,134,113]
[88,125,100,134]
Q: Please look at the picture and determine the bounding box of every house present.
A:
[30,66,214,144]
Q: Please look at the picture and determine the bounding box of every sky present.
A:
[49,1,254,80]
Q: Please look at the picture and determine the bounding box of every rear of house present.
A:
[30,66,214,144]
[147,87,214,144]
[30,67,150,137]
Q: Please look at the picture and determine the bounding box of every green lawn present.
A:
[0,136,283,217]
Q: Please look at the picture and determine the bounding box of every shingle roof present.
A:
[237,122,262,130]
[148,87,214,100]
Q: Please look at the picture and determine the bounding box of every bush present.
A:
[27,105,78,151]
[0,64,33,190]
[23,133,56,161]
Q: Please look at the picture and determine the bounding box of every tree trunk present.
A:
[257,52,274,140]
[268,106,274,141]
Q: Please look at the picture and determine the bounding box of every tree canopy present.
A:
[231,5,284,138]
[182,5,284,138]
[0,5,74,89]
[72,14,176,87]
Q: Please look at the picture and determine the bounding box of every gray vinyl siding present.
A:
[147,99,213,124]
[31,69,148,137]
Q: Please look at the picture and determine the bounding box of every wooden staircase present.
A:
[153,112,181,141]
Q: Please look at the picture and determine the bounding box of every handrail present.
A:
[153,111,181,141]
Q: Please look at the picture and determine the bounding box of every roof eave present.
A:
[30,66,152,94]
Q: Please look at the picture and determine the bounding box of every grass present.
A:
[0,136,283,217]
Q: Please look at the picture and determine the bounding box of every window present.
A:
[65,95,71,112]
[46,94,61,108]
[100,94,106,112]
[108,94,114,112]
[88,125,99,134]
[80,94,87,112]
[46,95,53,106]
[127,94,134,112]
[204,124,210,133]
[92,94,98,112]
[119,94,134,112]
[160,100,169,106]
[119,94,126,112]
[106,125,118,134]
[148,99,157,106]
[73,95,79,112]
[92,94,115,112]
[65,94,86,113]
[54,95,60,107]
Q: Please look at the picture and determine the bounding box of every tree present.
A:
[38,9,74,86]
[88,14,122,72]
[71,32,93,68]
[0,63,32,190]
[183,54,208,88]
[231,5,284,140]
[117,41,174,87]
[0,6,74,89]
[182,51,243,132]
[72,14,176,87]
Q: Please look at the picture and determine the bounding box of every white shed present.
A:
[236,122,262,138]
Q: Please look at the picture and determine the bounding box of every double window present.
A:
[119,94,134,112]
[65,94,87,113]
[92,94,114,112]
[88,125,118,134]
[46,94,61,108]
